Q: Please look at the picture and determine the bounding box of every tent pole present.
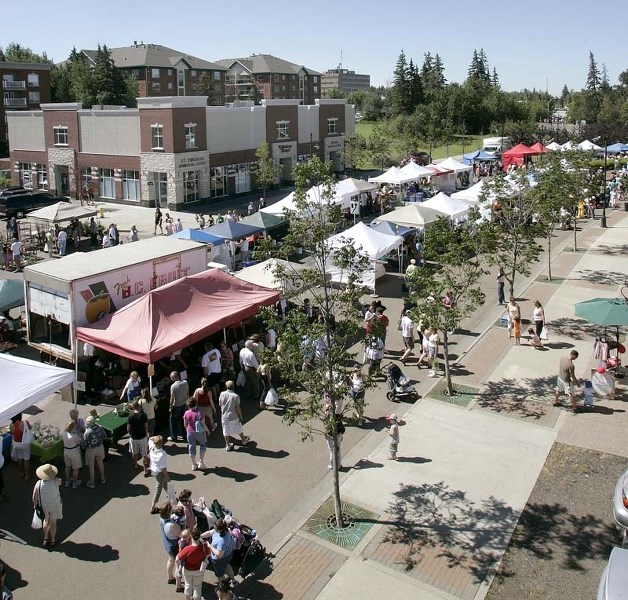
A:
[223,328,227,343]
[73,346,79,407]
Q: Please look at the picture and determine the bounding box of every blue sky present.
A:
[4,0,625,95]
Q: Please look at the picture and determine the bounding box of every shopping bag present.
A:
[167,481,177,505]
[236,371,246,387]
[540,326,549,341]
[264,387,279,407]
[21,421,33,445]
[31,510,43,529]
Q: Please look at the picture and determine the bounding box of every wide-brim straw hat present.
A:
[36,463,58,480]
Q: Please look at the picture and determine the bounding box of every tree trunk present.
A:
[332,433,343,529]
[572,216,577,252]
[547,232,552,281]
[442,331,454,396]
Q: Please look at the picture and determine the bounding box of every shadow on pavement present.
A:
[353,459,384,470]
[595,243,628,256]
[240,443,289,460]
[575,268,627,286]
[395,456,432,464]
[475,376,556,419]
[382,481,518,584]
[547,317,600,341]
[206,466,257,482]
[58,541,120,562]
[3,562,27,592]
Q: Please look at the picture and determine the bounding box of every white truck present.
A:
[482,136,512,156]
[23,236,209,364]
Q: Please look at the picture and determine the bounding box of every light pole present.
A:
[601,143,607,228]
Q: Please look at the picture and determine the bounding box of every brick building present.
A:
[7,96,354,209]
[81,43,226,105]
[215,54,321,104]
[1,62,52,147]
[321,68,371,96]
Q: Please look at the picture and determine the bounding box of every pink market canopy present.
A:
[76,269,281,363]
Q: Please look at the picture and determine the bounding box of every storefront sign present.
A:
[326,137,344,152]
[177,156,207,168]
[272,141,297,157]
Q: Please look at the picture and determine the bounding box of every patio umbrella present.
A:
[0,279,25,312]
[574,298,628,326]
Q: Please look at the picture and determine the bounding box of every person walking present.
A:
[82,416,107,488]
[239,340,260,401]
[168,371,189,443]
[183,398,210,471]
[512,316,521,346]
[192,378,217,433]
[10,413,31,480]
[159,501,182,586]
[218,381,250,451]
[506,297,521,338]
[33,464,63,547]
[554,350,580,413]
[89,217,98,248]
[496,266,506,305]
[385,413,400,460]
[400,310,415,365]
[154,208,163,235]
[127,401,150,475]
[149,436,169,514]
[57,228,68,256]
[349,366,365,425]
[532,300,545,338]
[138,387,157,436]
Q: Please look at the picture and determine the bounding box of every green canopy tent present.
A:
[239,211,288,232]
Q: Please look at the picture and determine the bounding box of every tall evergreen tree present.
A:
[391,50,411,116]
[407,59,423,108]
[560,84,570,105]
[491,67,500,88]
[585,51,600,93]
[433,54,447,89]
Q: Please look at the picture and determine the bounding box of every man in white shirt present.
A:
[57,228,68,256]
[201,343,222,400]
[10,239,22,271]
[108,224,118,246]
[239,340,260,401]
[400,310,415,364]
[239,237,250,262]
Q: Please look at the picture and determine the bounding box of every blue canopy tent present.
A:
[205,221,264,241]
[462,149,500,165]
[605,143,628,153]
[172,228,226,245]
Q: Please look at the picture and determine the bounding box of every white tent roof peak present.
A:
[374,203,444,228]
[438,157,473,173]
[327,221,402,260]
[399,162,433,179]
[421,193,470,218]
[368,166,416,185]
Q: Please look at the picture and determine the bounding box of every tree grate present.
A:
[303,497,379,549]
[428,380,478,406]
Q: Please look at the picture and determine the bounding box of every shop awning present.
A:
[76,269,281,363]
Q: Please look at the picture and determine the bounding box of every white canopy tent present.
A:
[234,258,305,296]
[577,139,603,151]
[368,166,417,185]
[260,184,332,216]
[560,141,575,151]
[451,180,485,205]
[0,354,75,425]
[545,141,561,151]
[438,157,473,174]
[420,192,470,221]
[335,178,378,201]
[374,203,444,229]
[326,222,403,291]
[28,201,98,223]
[399,161,434,180]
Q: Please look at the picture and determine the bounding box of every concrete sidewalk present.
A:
[238,210,628,600]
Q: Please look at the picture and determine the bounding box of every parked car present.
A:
[0,186,26,198]
[0,191,67,219]
[613,467,628,546]
[597,547,628,600]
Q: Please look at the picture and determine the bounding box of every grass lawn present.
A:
[355,121,483,168]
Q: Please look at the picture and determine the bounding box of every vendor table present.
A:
[30,437,63,463]
[97,410,129,444]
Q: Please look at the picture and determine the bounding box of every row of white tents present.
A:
[546,139,628,153]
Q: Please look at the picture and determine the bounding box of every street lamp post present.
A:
[601,144,607,228]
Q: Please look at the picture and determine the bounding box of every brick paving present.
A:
[452,326,512,386]
[237,535,346,600]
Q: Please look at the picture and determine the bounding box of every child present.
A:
[385,414,399,461]
[582,379,594,409]
[528,327,542,349]
[513,316,521,345]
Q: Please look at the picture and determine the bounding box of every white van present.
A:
[482,137,512,156]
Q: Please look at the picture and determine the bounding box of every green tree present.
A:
[342,133,368,174]
[481,171,542,298]
[0,42,50,63]
[407,59,423,108]
[368,122,392,170]
[262,157,371,530]
[192,72,220,105]
[324,87,345,99]
[586,51,601,94]
[254,143,281,200]
[391,50,412,116]
[92,45,132,106]
[407,217,487,395]
[51,64,76,103]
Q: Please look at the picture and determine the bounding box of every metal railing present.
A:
[3,97,27,107]
[3,80,26,89]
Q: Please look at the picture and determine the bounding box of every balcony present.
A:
[3,80,26,90]
[4,97,28,107]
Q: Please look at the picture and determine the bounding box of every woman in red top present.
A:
[10,413,31,480]
[192,378,216,433]
[176,526,210,600]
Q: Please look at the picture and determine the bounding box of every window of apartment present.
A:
[122,170,140,201]
[151,82,161,92]
[18,163,32,189]
[313,85,318,94]
[276,121,290,139]
[81,167,93,187]
[190,70,197,77]
[185,123,197,149]
[182,170,199,203]
[99,168,115,198]
[327,117,338,134]
[131,68,140,77]
[282,75,286,81]
[282,85,286,92]
[28,91,40,104]
[151,68,160,78]
[313,76,319,83]
[167,69,173,76]
[151,124,164,150]
[168,82,173,90]
[213,71,221,81]
[27,73,39,88]
[37,163,48,190]
[53,125,68,146]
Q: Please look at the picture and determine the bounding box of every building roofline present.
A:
[0,62,53,71]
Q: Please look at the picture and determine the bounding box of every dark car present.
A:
[409,151,432,166]
[0,186,26,198]
[0,191,67,219]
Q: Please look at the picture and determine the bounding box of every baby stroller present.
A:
[383,362,419,402]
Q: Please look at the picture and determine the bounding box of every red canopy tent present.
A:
[76,269,281,363]
[501,143,540,171]
[529,142,548,154]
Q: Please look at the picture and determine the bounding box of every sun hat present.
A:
[89,409,100,419]
[36,463,58,480]
[387,413,398,421]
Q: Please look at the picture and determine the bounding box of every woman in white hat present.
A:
[32,463,62,546]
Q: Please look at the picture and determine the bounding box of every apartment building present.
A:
[1,62,52,146]
[215,54,321,105]
[321,68,370,96]
[7,96,354,209]
[81,43,226,105]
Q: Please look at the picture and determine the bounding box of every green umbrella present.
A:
[574,298,628,326]
[0,279,25,312]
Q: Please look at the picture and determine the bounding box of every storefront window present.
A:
[18,162,32,188]
[210,167,226,198]
[99,168,115,198]
[122,170,140,201]
[182,170,199,203]
[37,163,47,190]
